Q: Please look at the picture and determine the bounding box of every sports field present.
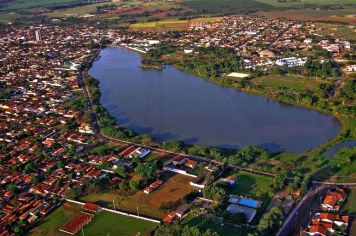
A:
[29,203,82,236]
[29,202,157,236]
[82,211,157,236]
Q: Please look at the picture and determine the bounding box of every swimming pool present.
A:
[239,199,260,208]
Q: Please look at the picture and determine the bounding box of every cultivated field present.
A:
[0,0,87,11]
[130,17,223,31]
[257,0,356,8]
[258,9,356,24]
[181,0,273,13]
[48,2,114,17]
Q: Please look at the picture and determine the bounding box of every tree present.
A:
[257,207,283,236]
[7,184,18,195]
[115,165,128,179]
[273,170,287,190]
[129,180,140,191]
[202,184,226,202]
[134,162,157,184]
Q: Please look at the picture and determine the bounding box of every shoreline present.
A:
[88,46,355,156]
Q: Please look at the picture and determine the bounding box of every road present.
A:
[276,186,327,236]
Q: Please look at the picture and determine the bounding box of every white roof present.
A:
[227,72,250,78]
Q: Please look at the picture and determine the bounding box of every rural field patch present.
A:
[147,173,197,208]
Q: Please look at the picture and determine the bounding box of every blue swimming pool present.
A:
[239,199,259,208]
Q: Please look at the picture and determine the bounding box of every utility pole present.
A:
[137,203,139,216]
[113,199,116,211]
[82,228,85,236]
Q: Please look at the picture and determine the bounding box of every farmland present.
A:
[47,2,115,17]
[130,17,223,31]
[0,0,88,11]
[181,0,273,14]
[258,8,356,24]
[257,0,356,8]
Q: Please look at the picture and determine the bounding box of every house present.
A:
[307,225,328,236]
[163,211,177,223]
[259,50,275,58]
[82,203,100,214]
[144,180,163,194]
[175,204,190,218]
[321,188,346,211]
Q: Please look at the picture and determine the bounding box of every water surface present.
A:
[89,47,340,153]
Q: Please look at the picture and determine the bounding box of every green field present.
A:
[257,0,356,7]
[182,214,253,236]
[29,202,157,236]
[231,171,274,204]
[181,0,273,13]
[130,17,223,30]
[48,2,114,17]
[252,75,323,91]
[0,0,88,11]
[343,189,356,215]
[82,211,158,236]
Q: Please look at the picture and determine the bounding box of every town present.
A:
[0,14,355,236]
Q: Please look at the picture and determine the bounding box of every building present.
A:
[259,50,275,58]
[35,30,42,41]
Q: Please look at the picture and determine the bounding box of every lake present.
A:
[89,47,340,153]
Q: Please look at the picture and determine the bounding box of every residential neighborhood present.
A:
[0,11,354,236]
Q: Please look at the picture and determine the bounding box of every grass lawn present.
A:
[343,189,356,215]
[29,203,81,236]
[231,171,274,199]
[83,211,158,236]
[251,75,323,91]
[181,214,253,236]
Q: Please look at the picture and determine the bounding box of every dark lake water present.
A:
[89,47,341,153]
[324,140,356,158]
